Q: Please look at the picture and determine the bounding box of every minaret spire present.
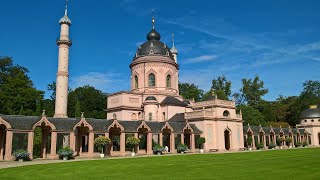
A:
[65,0,69,16]
[172,34,175,48]
[152,10,155,29]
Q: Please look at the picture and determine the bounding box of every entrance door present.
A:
[224,130,230,150]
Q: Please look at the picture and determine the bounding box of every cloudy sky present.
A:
[0,0,319,100]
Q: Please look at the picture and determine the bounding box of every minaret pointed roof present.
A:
[59,0,72,25]
[170,34,178,54]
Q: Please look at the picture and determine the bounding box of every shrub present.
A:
[94,136,111,154]
[13,149,30,161]
[295,142,302,147]
[256,143,264,150]
[247,136,253,147]
[126,137,140,152]
[268,143,276,149]
[277,137,286,146]
[57,147,74,159]
[177,144,188,153]
[302,141,308,147]
[153,144,164,154]
[197,137,206,149]
[285,137,292,146]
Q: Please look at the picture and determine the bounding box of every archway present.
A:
[75,124,90,156]
[183,129,192,149]
[33,122,53,158]
[162,128,172,152]
[138,126,149,153]
[109,125,122,153]
[0,124,7,160]
[224,129,231,150]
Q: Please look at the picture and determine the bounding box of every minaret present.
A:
[170,34,178,63]
[54,1,72,118]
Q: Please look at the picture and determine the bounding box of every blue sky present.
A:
[1,0,319,100]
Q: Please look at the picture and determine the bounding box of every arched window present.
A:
[223,110,230,117]
[148,113,152,121]
[131,113,137,120]
[149,73,155,87]
[113,113,117,120]
[166,75,171,88]
[134,75,138,89]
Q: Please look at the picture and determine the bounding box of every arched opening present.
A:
[245,131,253,148]
[259,132,264,145]
[134,75,138,89]
[0,124,7,160]
[33,122,52,158]
[131,113,137,120]
[113,113,117,120]
[270,132,275,144]
[109,125,122,153]
[224,129,231,150]
[318,133,320,145]
[138,126,149,153]
[166,75,171,88]
[148,73,155,87]
[183,129,192,149]
[148,113,152,121]
[223,110,230,117]
[162,128,172,152]
[75,123,90,156]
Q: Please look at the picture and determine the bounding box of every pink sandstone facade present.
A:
[0,4,320,161]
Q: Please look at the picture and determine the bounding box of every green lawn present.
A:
[0,148,319,179]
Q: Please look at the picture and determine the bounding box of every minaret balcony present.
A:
[56,38,72,46]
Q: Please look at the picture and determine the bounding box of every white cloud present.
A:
[70,72,128,93]
[184,55,217,64]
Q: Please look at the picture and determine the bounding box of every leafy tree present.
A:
[211,75,231,100]
[67,85,107,119]
[178,82,203,101]
[239,76,268,108]
[0,57,44,115]
[238,105,266,126]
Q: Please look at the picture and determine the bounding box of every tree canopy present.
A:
[178,82,203,102]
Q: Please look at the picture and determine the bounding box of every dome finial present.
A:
[152,10,155,29]
[172,34,175,47]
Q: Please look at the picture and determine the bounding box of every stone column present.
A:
[88,132,94,156]
[41,131,47,158]
[181,133,184,145]
[190,133,195,152]
[105,133,109,155]
[134,133,139,153]
[147,133,153,155]
[5,131,13,160]
[0,132,4,160]
[170,133,175,153]
[159,133,163,146]
[70,132,75,151]
[120,132,126,156]
[50,132,57,159]
[27,131,34,159]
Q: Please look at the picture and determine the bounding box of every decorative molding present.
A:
[73,118,93,131]
[107,120,124,132]
[137,121,151,132]
[32,116,56,130]
[0,117,12,129]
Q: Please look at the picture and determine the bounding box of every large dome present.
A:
[134,28,174,61]
[299,105,320,119]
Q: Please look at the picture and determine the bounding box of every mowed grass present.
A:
[0,148,319,180]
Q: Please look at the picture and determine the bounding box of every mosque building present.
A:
[0,3,319,161]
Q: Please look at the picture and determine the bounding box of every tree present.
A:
[238,105,266,126]
[67,85,107,119]
[0,57,44,115]
[178,82,204,102]
[211,75,231,100]
[239,76,268,108]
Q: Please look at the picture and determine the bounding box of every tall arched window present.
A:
[149,73,155,87]
[148,113,152,120]
[134,75,138,89]
[166,75,171,88]
[223,110,230,117]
